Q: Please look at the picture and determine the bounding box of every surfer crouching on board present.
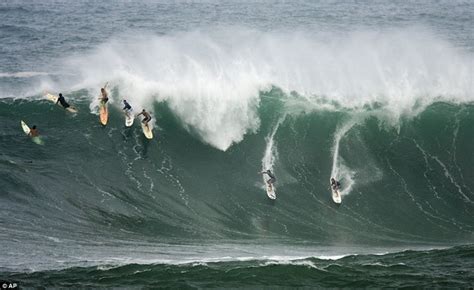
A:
[123,100,132,111]
[123,100,132,115]
[56,93,71,109]
[260,169,276,190]
[29,125,39,137]
[100,87,109,104]
[137,109,152,128]
[330,178,341,191]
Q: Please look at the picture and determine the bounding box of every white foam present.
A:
[0,71,51,78]
[330,120,357,197]
[51,27,474,150]
[261,118,284,189]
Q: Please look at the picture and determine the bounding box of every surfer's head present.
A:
[32,125,36,129]
[331,178,335,183]
[59,93,62,97]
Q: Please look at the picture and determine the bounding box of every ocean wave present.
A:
[0,71,51,78]
[36,27,469,150]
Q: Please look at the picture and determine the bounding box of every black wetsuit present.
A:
[123,101,132,111]
[331,181,341,190]
[265,170,276,184]
[57,95,70,108]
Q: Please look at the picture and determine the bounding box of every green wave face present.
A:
[0,94,473,245]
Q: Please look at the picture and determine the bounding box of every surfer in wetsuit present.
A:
[100,87,108,104]
[29,125,39,137]
[330,178,341,191]
[260,169,276,189]
[123,100,132,117]
[123,100,132,111]
[137,109,151,127]
[56,93,70,109]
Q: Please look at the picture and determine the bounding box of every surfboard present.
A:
[21,120,30,135]
[331,182,342,204]
[45,93,78,113]
[141,123,153,139]
[266,183,276,200]
[99,102,108,125]
[125,109,134,127]
[21,120,43,145]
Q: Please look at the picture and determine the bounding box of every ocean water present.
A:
[0,0,473,287]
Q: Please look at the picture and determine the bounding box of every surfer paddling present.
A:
[137,109,152,128]
[29,125,39,137]
[56,93,72,110]
[260,169,276,190]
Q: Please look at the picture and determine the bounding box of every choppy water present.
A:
[1,0,473,287]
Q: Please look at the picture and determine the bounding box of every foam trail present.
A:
[261,117,285,191]
[330,120,357,196]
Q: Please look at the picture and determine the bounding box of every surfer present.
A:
[123,99,132,111]
[123,100,133,120]
[330,178,341,191]
[56,93,70,109]
[137,109,151,127]
[100,87,109,104]
[29,125,39,137]
[260,169,276,189]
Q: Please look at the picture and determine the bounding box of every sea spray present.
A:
[35,27,472,150]
[330,120,357,197]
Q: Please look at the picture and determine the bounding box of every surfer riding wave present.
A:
[260,169,276,190]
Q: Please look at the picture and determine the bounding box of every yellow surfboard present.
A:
[99,102,108,126]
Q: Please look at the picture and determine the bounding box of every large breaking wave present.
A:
[5,27,469,150]
[0,27,473,285]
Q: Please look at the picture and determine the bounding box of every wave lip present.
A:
[54,27,474,150]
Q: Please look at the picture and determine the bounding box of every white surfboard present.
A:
[45,93,78,113]
[125,109,134,127]
[141,123,153,139]
[331,186,342,204]
[21,120,30,135]
[21,120,43,145]
[266,183,276,200]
